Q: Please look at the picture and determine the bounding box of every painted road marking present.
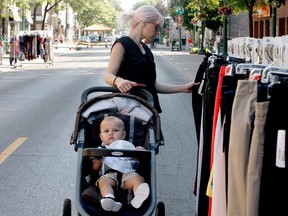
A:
[0,137,28,165]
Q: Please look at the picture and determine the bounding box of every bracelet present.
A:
[112,76,119,87]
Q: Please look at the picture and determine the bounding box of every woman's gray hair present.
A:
[118,5,164,30]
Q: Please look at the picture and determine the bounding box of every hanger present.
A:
[264,70,288,99]
[255,43,263,64]
[282,45,286,62]
[261,66,288,83]
[236,63,268,74]
[208,55,218,68]
[264,44,274,64]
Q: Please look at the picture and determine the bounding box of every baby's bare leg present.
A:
[98,176,117,197]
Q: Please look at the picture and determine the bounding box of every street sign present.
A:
[176,6,184,15]
[175,15,183,24]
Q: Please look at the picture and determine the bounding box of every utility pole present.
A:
[21,9,25,31]
[271,6,276,37]
[222,16,228,56]
[198,0,205,54]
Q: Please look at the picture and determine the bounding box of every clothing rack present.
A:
[13,30,54,68]
[192,52,288,216]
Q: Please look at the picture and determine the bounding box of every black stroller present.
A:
[63,86,165,216]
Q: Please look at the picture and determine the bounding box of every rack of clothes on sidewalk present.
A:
[9,30,54,68]
[191,52,288,216]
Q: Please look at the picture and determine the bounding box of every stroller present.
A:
[63,86,165,216]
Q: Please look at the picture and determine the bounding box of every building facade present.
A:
[253,0,288,38]
[1,3,75,43]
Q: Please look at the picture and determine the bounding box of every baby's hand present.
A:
[135,146,145,151]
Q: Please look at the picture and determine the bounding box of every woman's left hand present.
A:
[183,82,200,93]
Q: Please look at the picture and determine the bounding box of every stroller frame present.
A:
[63,86,165,216]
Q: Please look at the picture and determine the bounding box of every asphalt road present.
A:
[0,43,204,216]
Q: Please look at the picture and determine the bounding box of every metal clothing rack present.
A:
[16,30,54,68]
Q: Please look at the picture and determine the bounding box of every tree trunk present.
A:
[42,3,50,30]
[33,6,39,30]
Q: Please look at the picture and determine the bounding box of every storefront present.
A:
[253,1,288,38]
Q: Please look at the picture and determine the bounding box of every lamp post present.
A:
[217,5,233,56]
[222,16,228,56]
[270,1,278,37]
[271,7,276,36]
[198,0,205,54]
[198,20,205,54]
[21,8,25,30]
[165,15,172,46]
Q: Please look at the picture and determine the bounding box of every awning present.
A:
[10,7,21,22]
[83,23,112,32]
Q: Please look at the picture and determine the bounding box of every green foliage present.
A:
[133,0,157,9]
[264,0,285,7]
[205,8,222,32]
[76,0,119,29]
[177,0,222,32]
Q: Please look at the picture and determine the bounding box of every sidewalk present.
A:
[0,52,16,72]
[0,42,76,72]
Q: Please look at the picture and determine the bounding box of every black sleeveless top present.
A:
[112,36,162,113]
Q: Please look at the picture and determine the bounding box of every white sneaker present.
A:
[100,197,122,212]
[131,183,150,209]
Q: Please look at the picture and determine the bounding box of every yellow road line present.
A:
[0,137,27,165]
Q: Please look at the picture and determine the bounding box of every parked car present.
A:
[78,36,90,45]
[89,34,99,43]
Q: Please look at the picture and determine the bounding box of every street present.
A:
[0,43,204,216]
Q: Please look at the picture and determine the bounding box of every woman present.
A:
[9,37,19,66]
[214,32,221,54]
[104,5,198,113]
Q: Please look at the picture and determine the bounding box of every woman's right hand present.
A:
[115,78,146,93]
[115,78,133,93]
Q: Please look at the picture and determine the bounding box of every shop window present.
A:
[279,18,285,36]
[265,20,270,36]
[254,21,259,38]
[287,18,288,35]
[260,20,264,38]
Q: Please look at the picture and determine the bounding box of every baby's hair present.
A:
[100,116,125,131]
[117,5,164,30]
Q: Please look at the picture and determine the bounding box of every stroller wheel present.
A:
[63,198,72,216]
[155,201,165,216]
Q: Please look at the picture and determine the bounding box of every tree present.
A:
[41,0,63,30]
[76,0,118,30]
[224,0,285,37]
[222,0,255,37]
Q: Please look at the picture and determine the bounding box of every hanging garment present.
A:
[227,80,257,216]
[259,84,288,216]
[192,53,212,143]
[246,101,270,216]
[208,66,226,216]
[195,64,220,216]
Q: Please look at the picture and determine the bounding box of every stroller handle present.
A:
[72,86,163,149]
[81,86,154,105]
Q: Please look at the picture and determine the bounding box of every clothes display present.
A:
[192,53,288,216]
[10,30,53,67]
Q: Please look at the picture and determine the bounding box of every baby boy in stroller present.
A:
[92,116,150,212]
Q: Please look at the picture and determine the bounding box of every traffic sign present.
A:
[176,6,184,15]
[175,15,183,24]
